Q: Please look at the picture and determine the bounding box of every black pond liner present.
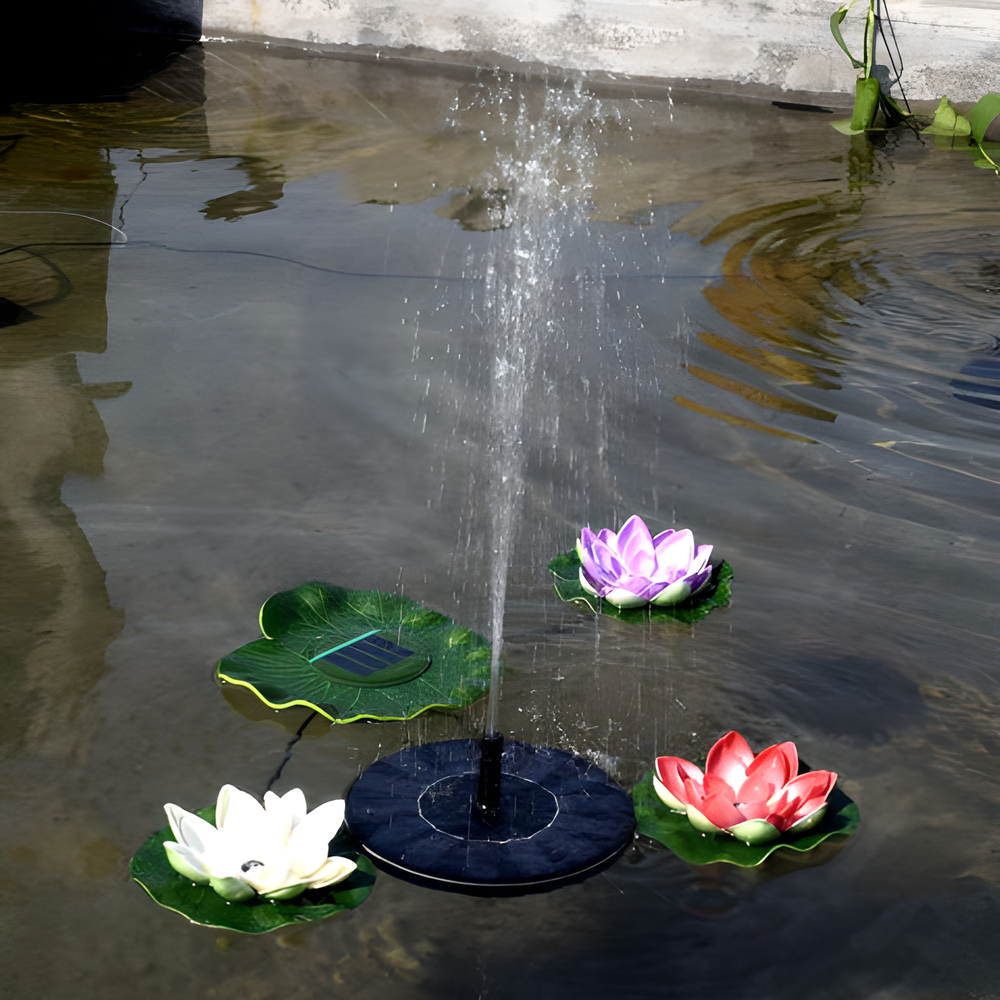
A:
[345,738,635,896]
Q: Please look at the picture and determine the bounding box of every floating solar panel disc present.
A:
[309,630,431,687]
[345,739,635,895]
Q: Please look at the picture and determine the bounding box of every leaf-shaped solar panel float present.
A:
[217,583,492,724]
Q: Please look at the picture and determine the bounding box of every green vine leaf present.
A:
[850,76,882,132]
[131,806,376,933]
[829,0,866,69]
[632,770,860,867]
[921,97,972,137]
[547,551,732,625]
[968,94,1000,144]
[217,583,492,724]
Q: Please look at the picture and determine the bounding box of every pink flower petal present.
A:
[682,774,708,809]
[767,771,837,829]
[698,791,746,831]
[780,770,837,807]
[705,732,755,791]
[654,756,703,806]
[702,772,738,799]
[732,797,771,821]
[738,743,797,803]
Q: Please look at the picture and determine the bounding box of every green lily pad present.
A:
[547,551,732,624]
[632,769,860,867]
[216,583,492,724]
[130,806,376,933]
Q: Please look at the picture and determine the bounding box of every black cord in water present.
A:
[263,710,319,795]
[874,0,911,114]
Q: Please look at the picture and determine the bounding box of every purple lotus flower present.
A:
[576,515,713,609]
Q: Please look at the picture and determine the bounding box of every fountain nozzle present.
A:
[476,732,505,819]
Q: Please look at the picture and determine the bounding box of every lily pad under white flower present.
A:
[163,785,356,902]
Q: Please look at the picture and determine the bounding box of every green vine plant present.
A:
[829,0,1000,172]
[921,95,1000,172]
[829,0,912,134]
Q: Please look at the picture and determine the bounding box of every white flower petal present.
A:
[278,788,308,829]
[262,882,308,900]
[164,842,211,884]
[685,803,723,834]
[216,784,266,834]
[727,819,781,845]
[288,833,332,879]
[288,800,346,877]
[163,802,193,844]
[652,775,688,814]
[604,587,650,609]
[263,790,296,844]
[165,806,222,857]
[209,875,256,902]
[787,804,827,835]
[300,799,346,842]
[649,579,692,607]
[308,855,358,889]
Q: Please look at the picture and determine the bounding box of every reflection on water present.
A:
[3,40,1000,1000]
[0,183,127,761]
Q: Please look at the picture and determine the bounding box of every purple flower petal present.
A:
[652,528,695,572]
[689,544,713,576]
[616,574,666,602]
[616,515,656,577]
[686,565,713,595]
[596,528,619,550]
[578,529,626,590]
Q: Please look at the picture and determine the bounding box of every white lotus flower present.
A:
[163,785,357,902]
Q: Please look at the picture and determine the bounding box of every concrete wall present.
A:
[201,0,999,101]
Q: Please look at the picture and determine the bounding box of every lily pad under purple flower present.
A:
[548,548,732,625]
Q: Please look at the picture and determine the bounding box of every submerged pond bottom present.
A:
[345,739,635,894]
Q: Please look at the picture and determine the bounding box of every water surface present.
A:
[2,42,1000,1000]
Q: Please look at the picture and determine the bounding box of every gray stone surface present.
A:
[202,0,1000,100]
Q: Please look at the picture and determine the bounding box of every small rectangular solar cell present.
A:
[314,633,417,677]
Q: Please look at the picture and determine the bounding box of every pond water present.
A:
[3,41,1000,999]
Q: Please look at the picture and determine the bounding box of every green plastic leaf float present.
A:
[217,583,492,724]
[548,548,732,624]
[131,803,376,932]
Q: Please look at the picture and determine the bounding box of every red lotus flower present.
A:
[653,732,837,845]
